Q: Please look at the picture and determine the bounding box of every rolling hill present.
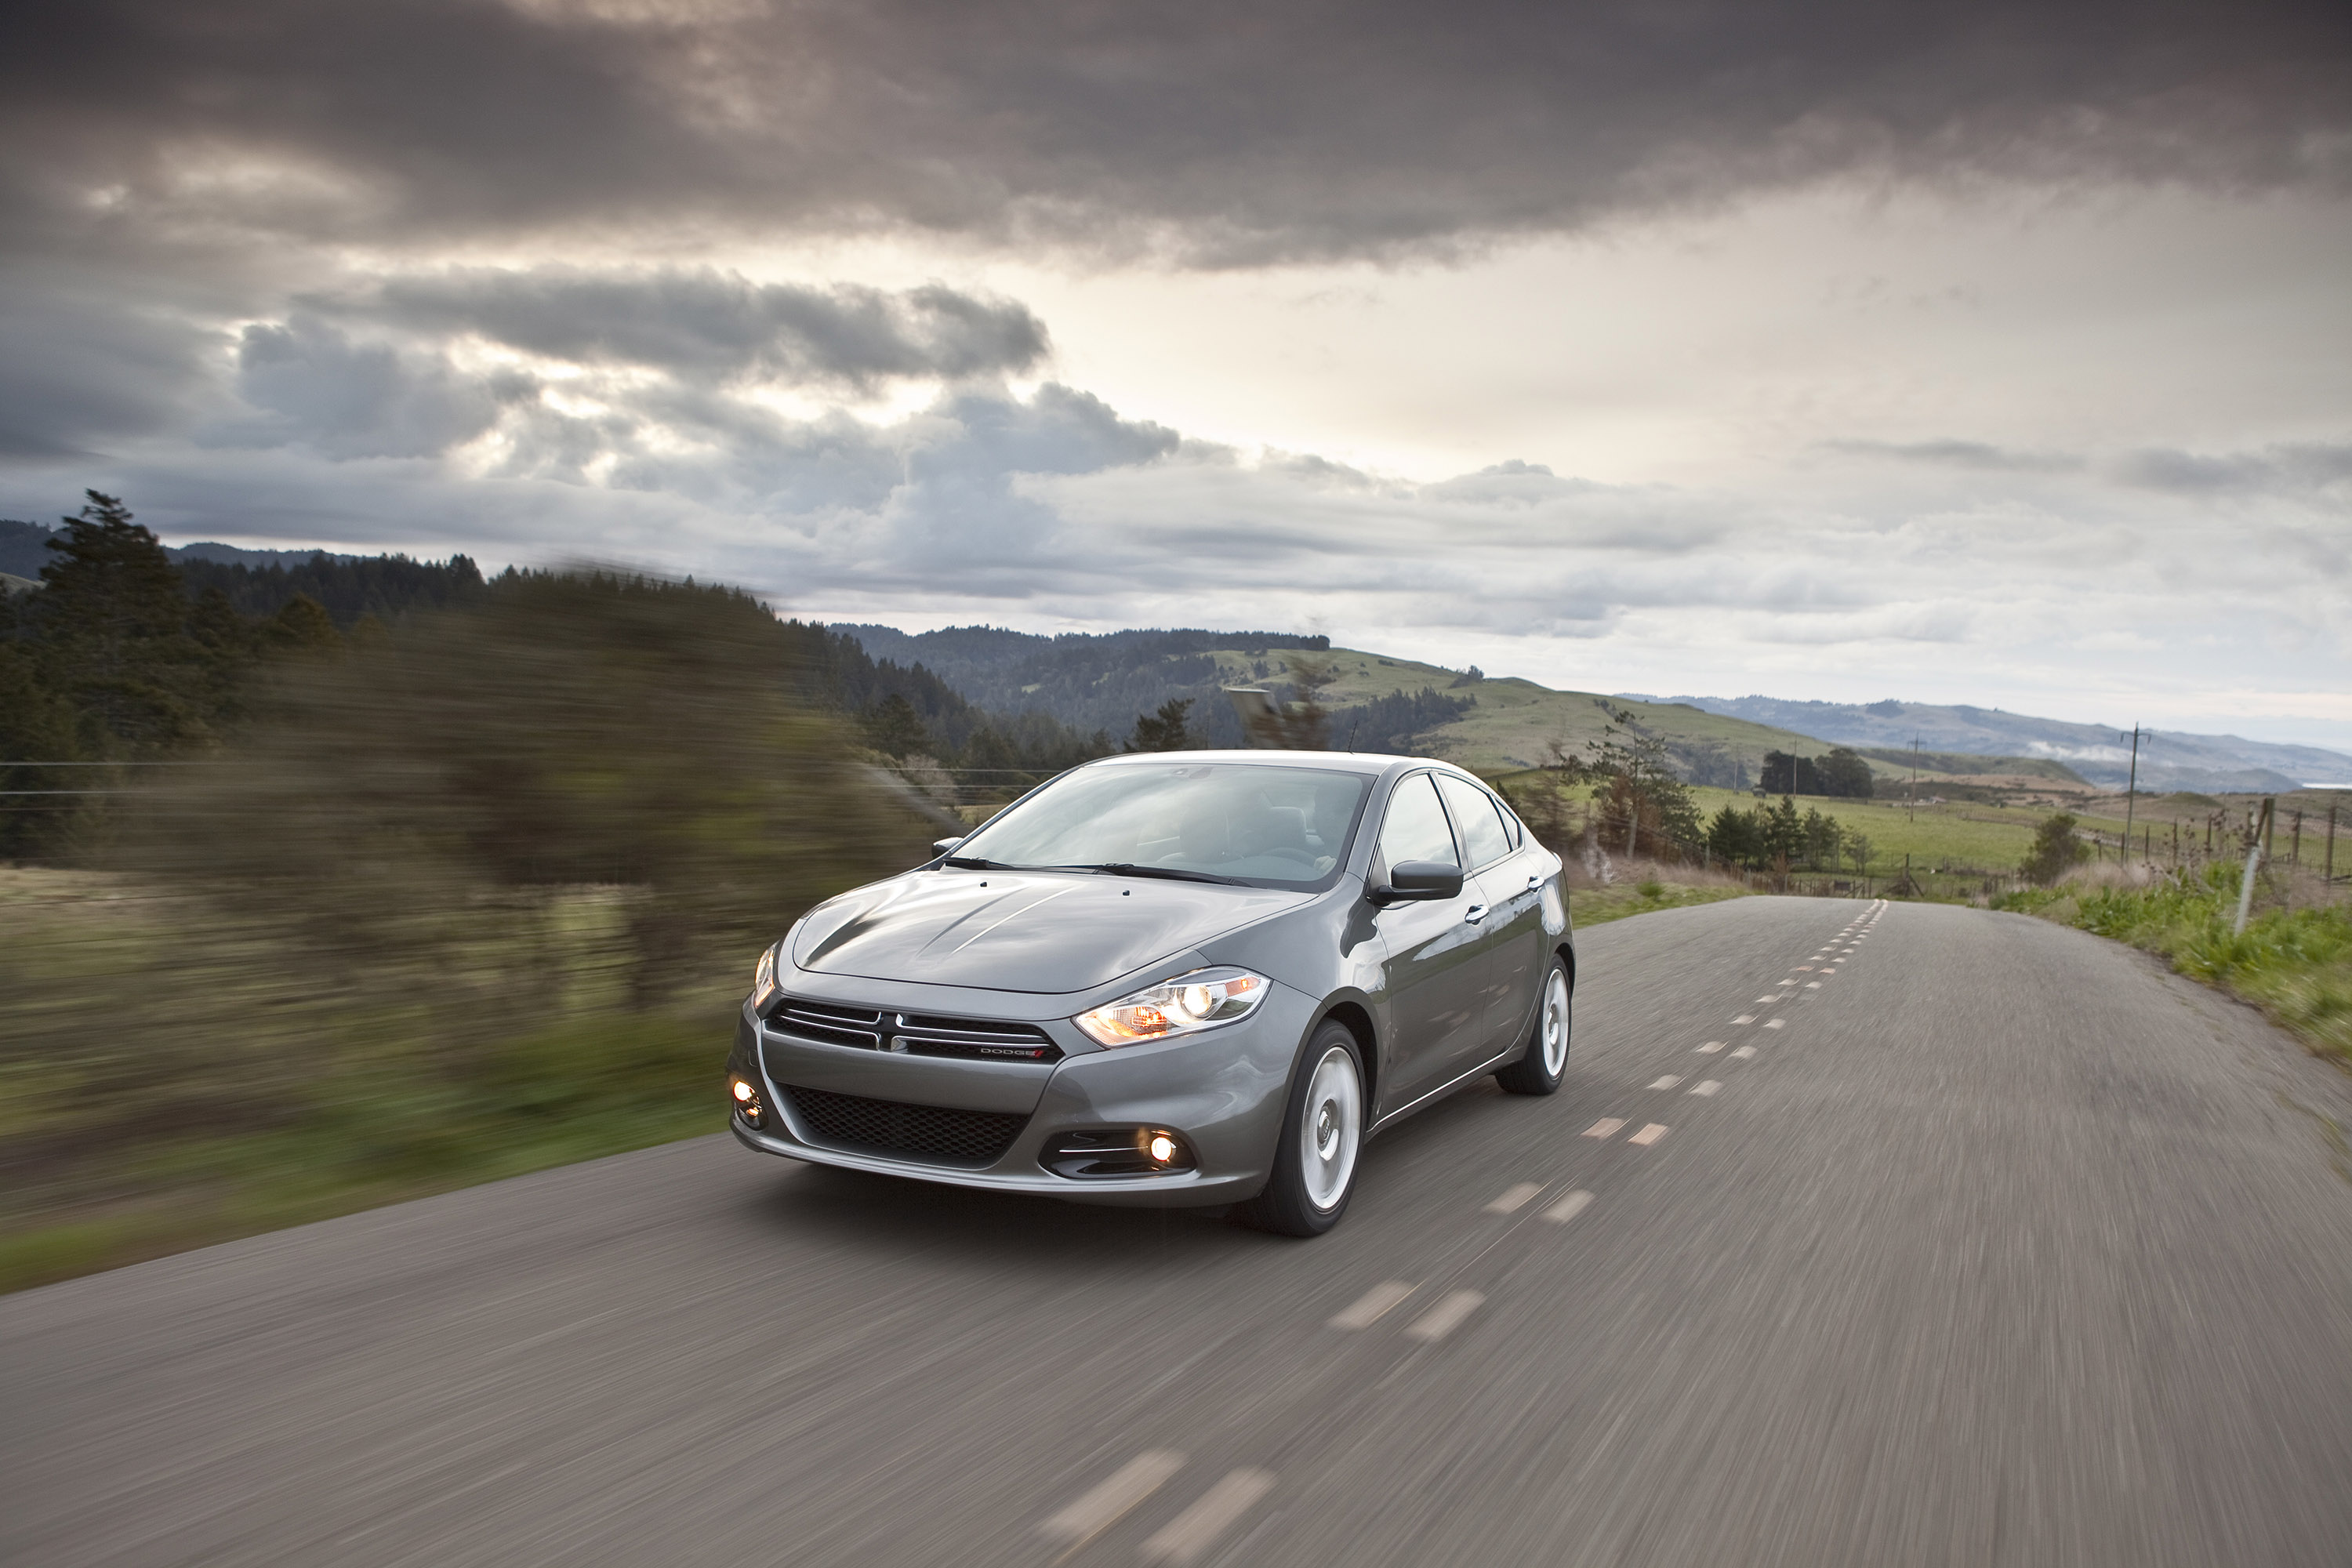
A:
[838,625,1855,785]
[1635,694,2351,792]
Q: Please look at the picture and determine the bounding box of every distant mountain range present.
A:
[1,519,358,579]
[1622,695,2352,793]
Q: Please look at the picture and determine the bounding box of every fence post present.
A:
[2234,797,2274,935]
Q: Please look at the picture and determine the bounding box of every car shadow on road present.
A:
[731,1073,1548,1276]
[736,1159,1279,1274]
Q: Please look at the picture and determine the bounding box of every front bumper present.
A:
[727,981,1317,1207]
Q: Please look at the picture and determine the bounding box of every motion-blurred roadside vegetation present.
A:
[0,495,975,1291]
[1996,863,2352,1061]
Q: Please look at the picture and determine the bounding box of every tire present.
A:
[1495,954,1570,1096]
[1239,1021,1366,1237]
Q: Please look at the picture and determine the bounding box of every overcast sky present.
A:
[4,0,2348,746]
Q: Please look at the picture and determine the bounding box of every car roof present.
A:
[1080,749,1479,783]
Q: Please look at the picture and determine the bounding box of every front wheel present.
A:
[1495,955,1570,1095]
[1239,1022,1365,1237]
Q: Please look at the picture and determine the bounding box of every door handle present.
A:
[1464,903,1488,924]
[1525,873,1541,889]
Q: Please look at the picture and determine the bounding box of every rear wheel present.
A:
[1495,955,1570,1095]
[1240,1022,1365,1237]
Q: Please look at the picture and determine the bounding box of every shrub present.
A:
[2023,812,2090,885]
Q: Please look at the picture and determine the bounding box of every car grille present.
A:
[781,1084,1029,1167]
[765,996,1062,1063]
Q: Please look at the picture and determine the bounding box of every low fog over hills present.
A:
[1629,695,2352,793]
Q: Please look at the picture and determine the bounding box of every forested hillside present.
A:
[837,624,1325,745]
[0,494,1107,858]
[837,623,1473,753]
[3,519,480,629]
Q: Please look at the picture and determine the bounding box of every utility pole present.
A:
[2121,725,2142,866]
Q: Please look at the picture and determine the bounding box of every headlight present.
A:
[1074,966,1269,1047]
[751,943,780,1010]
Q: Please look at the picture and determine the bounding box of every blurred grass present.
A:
[1995,865,2352,1061]
[1,575,932,1294]
[0,868,754,1293]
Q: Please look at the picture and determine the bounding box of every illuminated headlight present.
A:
[1073,966,1269,1047]
[751,942,780,1011]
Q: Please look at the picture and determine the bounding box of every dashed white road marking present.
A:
[1140,1468,1276,1565]
[1627,1123,1669,1146]
[1486,1181,1544,1214]
[1405,1289,1486,1342]
[1697,1040,1726,1053]
[1754,995,1778,1004]
[1732,1014,1755,1025]
[1040,1450,1187,1543]
[1543,1189,1595,1224]
[1795,965,1813,971]
[1730,1044,1757,1059]
[1805,982,1822,989]
[1584,1117,1626,1138]
[1328,1281,1417,1330]
[1648,1075,1682,1090]
[1688,1080,1722,1097]
[1763,1018,1786,1030]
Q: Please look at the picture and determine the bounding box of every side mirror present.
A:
[932,837,965,858]
[1370,859,1463,905]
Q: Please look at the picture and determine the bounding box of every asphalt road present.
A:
[8,897,2352,1567]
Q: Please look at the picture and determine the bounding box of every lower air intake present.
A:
[782,1084,1029,1167]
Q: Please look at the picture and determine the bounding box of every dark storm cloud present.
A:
[3,0,2345,263]
[0,267,223,457]
[338,271,1049,389]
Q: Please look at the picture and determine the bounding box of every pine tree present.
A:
[259,593,343,659]
[31,492,205,750]
[863,693,927,758]
[1127,697,1195,751]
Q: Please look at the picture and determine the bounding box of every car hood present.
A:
[791,870,1312,995]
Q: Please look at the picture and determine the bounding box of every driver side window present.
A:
[1377,774,1458,875]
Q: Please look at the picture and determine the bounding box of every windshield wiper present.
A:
[942,855,1013,869]
[1046,862,1249,886]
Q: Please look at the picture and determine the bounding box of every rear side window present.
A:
[1377,774,1458,870]
[1437,775,1513,869]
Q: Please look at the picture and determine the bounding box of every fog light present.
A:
[1040,1128,1196,1178]
[731,1079,754,1102]
[730,1077,767,1129]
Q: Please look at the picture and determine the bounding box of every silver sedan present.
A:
[728,750,1573,1235]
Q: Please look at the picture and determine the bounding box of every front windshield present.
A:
[953,762,1372,887]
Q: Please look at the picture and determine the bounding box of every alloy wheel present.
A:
[1299,1044,1362,1210]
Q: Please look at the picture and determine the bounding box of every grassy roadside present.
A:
[0,867,744,1295]
[1994,866,2352,1062]
[0,1051,727,1297]
[1563,861,1759,929]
